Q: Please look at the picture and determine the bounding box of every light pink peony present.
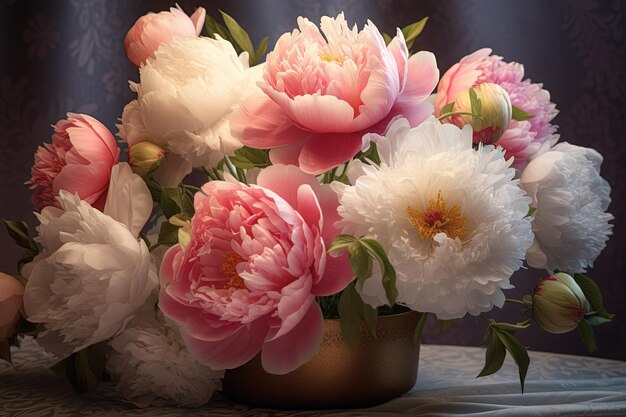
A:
[124,5,206,68]
[27,113,120,212]
[436,48,559,166]
[0,272,24,341]
[231,13,439,175]
[159,165,353,374]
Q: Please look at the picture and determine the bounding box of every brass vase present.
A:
[221,311,422,409]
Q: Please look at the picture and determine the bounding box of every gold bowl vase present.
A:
[221,311,422,409]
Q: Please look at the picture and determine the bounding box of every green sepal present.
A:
[440,102,455,116]
[469,88,482,119]
[573,273,604,313]
[511,105,534,121]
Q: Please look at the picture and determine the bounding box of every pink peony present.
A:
[124,5,206,68]
[0,272,24,341]
[231,13,439,175]
[436,48,559,166]
[27,113,120,212]
[159,165,353,374]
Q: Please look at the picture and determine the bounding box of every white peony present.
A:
[333,118,534,319]
[520,142,613,273]
[108,300,223,407]
[118,35,264,187]
[23,163,156,357]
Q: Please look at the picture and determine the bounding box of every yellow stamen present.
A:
[407,191,469,241]
[319,53,342,63]
[221,251,246,290]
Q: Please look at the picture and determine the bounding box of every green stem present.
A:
[505,299,527,306]
[437,111,485,122]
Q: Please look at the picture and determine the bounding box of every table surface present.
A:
[1,338,626,417]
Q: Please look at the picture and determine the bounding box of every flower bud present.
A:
[128,142,166,177]
[451,82,512,144]
[532,272,588,334]
[0,272,24,341]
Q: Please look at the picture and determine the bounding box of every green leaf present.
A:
[230,146,272,169]
[338,283,365,349]
[477,336,506,377]
[360,238,398,305]
[595,307,615,320]
[412,312,428,347]
[382,32,392,45]
[144,177,163,201]
[362,302,378,337]
[158,221,180,246]
[327,234,358,254]
[160,188,183,219]
[220,10,255,61]
[180,189,194,218]
[573,273,603,312]
[494,329,530,393]
[438,319,454,333]
[511,105,534,121]
[348,242,373,286]
[401,17,428,50]
[440,102,455,116]
[50,343,107,394]
[204,14,220,38]
[3,219,38,252]
[578,320,598,353]
[253,36,269,65]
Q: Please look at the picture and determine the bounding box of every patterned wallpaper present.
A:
[1,0,624,360]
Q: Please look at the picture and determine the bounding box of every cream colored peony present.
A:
[107,300,223,407]
[333,118,534,319]
[520,142,613,273]
[23,163,156,357]
[118,35,263,187]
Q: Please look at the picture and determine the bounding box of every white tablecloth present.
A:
[1,338,626,416]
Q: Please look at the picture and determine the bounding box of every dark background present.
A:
[1,1,624,361]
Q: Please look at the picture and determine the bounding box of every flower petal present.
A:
[182,319,269,369]
[298,131,363,175]
[261,302,323,375]
[231,91,311,149]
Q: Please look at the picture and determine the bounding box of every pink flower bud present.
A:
[124,6,206,68]
[0,273,24,341]
[128,142,166,177]
[450,83,512,144]
[532,272,588,334]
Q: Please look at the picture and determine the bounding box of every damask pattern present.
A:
[1,338,626,416]
[0,0,624,361]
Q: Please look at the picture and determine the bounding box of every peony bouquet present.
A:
[1,5,615,407]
